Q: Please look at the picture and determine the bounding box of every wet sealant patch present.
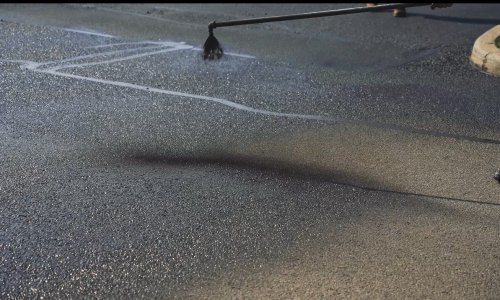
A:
[2,36,343,124]
[3,28,500,146]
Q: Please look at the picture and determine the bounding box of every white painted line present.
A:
[221,52,255,59]
[0,59,35,64]
[48,45,193,71]
[0,59,43,69]
[32,45,167,71]
[36,68,335,122]
[85,41,187,49]
[64,28,116,38]
[85,42,161,49]
[191,47,255,59]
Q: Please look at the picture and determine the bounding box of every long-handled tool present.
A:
[203,3,434,59]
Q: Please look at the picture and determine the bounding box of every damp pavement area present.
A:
[1,3,500,299]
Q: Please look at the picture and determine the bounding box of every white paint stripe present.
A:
[85,42,160,49]
[0,59,43,70]
[0,59,42,68]
[48,45,193,71]
[85,41,187,49]
[35,68,335,121]
[220,52,255,59]
[64,28,116,38]
[33,45,167,71]
[191,47,256,59]
[0,59,34,64]
[63,43,187,63]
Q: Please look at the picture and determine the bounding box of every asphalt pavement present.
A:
[1,3,500,299]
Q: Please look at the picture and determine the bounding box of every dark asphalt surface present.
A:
[1,3,500,299]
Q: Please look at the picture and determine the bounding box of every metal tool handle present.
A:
[208,3,429,32]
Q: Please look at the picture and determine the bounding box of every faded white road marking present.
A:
[64,28,116,38]
[0,59,40,66]
[38,68,335,121]
[85,41,164,49]
[190,47,255,59]
[48,45,193,71]
[1,59,43,70]
[37,45,169,70]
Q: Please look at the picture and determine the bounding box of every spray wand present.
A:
[203,3,449,59]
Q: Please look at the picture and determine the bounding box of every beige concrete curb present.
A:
[470,25,500,76]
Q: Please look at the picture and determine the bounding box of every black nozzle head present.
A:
[203,32,223,60]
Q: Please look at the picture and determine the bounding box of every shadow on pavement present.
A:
[128,151,500,208]
[128,152,388,190]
